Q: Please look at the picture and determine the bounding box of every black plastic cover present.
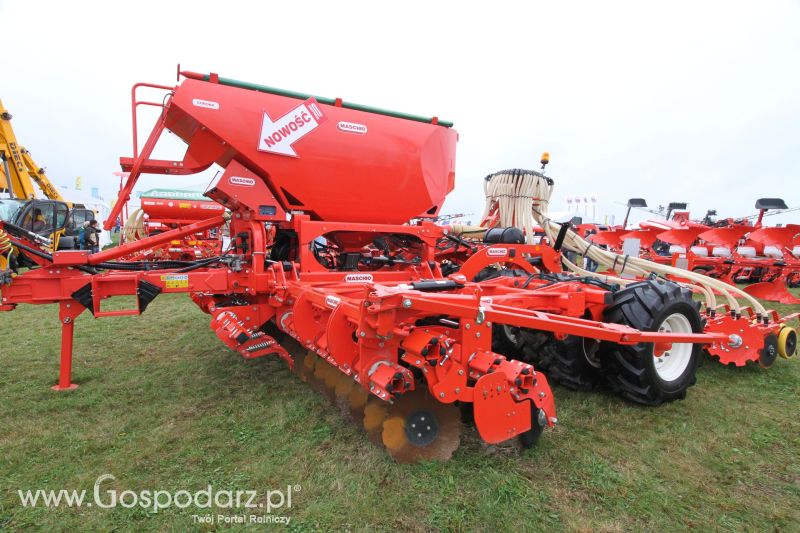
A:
[483,227,524,244]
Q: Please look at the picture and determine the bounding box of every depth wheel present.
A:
[601,280,702,405]
[519,405,546,449]
[759,334,779,368]
[777,326,797,359]
[381,388,462,464]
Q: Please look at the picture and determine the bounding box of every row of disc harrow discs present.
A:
[289,345,463,463]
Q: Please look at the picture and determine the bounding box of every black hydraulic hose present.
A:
[11,241,53,262]
[12,242,94,274]
[9,238,220,273]
[95,260,198,271]
[2,221,52,247]
[174,256,224,273]
[521,273,559,289]
[519,272,617,292]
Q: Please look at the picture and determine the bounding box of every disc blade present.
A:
[380,388,462,464]
[333,373,357,419]
[291,349,307,379]
[322,362,343,400]
[348,386,370,426]
[298,351,317,383]
[363,399,389,446]
[308,356,330,393]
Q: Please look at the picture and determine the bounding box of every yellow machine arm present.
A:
[0,99,64,201]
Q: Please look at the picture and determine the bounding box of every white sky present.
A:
[1,0,798,227]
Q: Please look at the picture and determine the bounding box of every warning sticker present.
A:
[257,97,327,157]
[161,274,189,289]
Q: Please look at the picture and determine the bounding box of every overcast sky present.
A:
[1,0,798,227]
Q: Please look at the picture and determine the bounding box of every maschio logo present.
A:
[344,273,373,283]
[325,295,341,308]
[487,247,508,257]
[192,98,220,110]
[229,176,256,187]
[337,121,367,135]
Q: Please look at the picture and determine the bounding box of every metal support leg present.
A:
[51,301,81,391]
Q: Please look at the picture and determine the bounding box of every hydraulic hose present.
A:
[9,236,220,273]
[481,169,767,317]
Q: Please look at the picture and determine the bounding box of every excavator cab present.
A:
[60,206,96,249]
[13,199,69,246]
[1,198,94,259]
[0,198,26,223]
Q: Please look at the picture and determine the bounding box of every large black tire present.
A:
[601,280,703,405]
[476,267,603,390]
[537,335,602,391]
[493,315,603,392]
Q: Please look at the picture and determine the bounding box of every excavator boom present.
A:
[0,99,64,201]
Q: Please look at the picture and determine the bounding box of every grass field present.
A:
[1,291,798,532]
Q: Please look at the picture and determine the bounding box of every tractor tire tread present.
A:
[601,280,702,406]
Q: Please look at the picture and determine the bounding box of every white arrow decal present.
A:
[257,97,327,157]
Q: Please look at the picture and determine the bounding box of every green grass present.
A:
[1,292,799,532]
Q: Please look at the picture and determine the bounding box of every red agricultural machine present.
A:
[587,199,800,304]
[0,70,797,463]
[120,188,225,261]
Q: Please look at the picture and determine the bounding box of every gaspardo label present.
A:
[192,98,220,110]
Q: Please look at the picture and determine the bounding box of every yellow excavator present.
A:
[0,100,64,201]
[1,99,97,269]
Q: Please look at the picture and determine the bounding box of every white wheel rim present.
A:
[654,313,693,382]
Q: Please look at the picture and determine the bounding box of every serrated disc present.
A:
[363,399,389,446]
[380,388,462,464]
[348,386,370,426]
